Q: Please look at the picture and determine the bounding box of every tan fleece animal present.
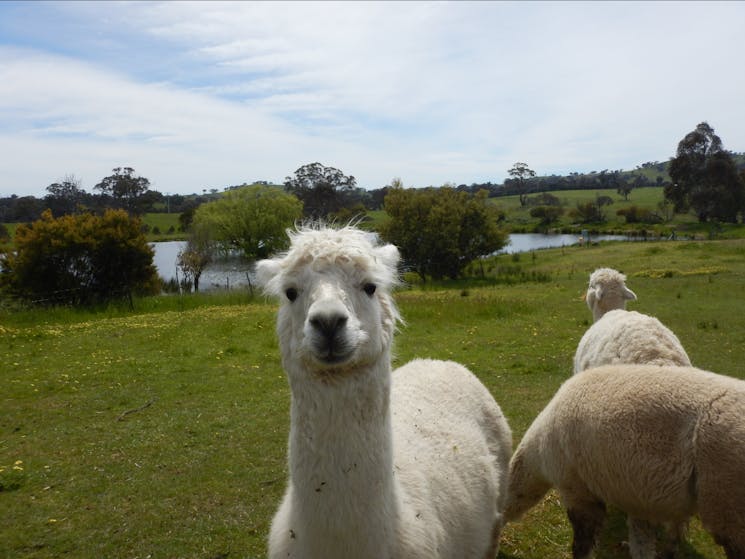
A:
[506,364,745,559]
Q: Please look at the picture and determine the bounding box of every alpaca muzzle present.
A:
[308,312,354,364]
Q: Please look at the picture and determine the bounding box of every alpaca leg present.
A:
[566,499,606,559]
[720,540,745,559]
[268,491,297,559]
[482,513,503,559]
[658,520,687,559]
[626,517,656,559]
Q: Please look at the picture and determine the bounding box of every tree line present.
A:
[2,122,745,305]
[3,124,743,227]
[0,166,387,226]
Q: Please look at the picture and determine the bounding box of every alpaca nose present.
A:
[309,313,348,340]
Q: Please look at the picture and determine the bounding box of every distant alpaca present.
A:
[256,224,512,559]
[575,267,690,375]
[584,267,637,322]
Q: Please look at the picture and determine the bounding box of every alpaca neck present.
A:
[286,356,400,554]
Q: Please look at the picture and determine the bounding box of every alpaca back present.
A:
[390,358,512,558]
[515,365,745,523]
[687,371,745,551]
[574,310,691,374]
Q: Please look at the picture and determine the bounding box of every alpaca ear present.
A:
[374,243,400,271]
[586,286,599,310]
[255,258,282,293]
[623,286,637,301]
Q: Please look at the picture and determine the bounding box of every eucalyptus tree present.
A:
[94,167,151,214]
[507,162,536,207]
[45,174,85,216]
[665,122,745,223]
[284,162,357,219]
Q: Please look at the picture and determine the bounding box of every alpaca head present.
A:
[256,224,401,378]
[585,267,637,322]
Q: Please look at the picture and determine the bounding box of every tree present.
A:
[177,230,213,293]
[569,195,613,224]
[616,177,634,201]
[381,186,507,281]
[192,185,302,260]
[665,122,745,223]
[94,167,151,214]
[179,203,198,232]
[1,209,158,305]
[616,206,662,224]
[45,174,85,216]
[507,162,536,207]
[6,196,43,222]
[284,162,357,219]
[530,205,565,227]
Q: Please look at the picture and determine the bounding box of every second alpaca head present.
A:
[585,267,637,322]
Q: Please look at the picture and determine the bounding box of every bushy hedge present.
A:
[1,209,159,305]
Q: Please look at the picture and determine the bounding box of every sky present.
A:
[1,1,744,198]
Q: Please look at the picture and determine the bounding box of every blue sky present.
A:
[1,1,744,197]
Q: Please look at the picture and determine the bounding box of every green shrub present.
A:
[1,209,159,305]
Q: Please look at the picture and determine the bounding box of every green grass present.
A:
[142,212,185,241]
[359,209,389,230]
[3,239,745,558]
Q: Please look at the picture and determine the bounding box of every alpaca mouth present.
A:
[314,344,355,365]
[318,351,353,365]
[311,339,355,366]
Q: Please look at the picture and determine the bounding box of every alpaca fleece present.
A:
[505,364,745,559]
[574,309,691,374]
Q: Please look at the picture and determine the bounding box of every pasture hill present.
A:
[465,153,745,198]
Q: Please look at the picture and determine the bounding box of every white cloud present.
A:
[1,1,744,196]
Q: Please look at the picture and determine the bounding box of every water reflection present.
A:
[497,233,627,254]
[150,241,253,290]
[151,233,631,290]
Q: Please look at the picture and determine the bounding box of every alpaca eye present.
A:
[363,283,377,296]
[285,287,299,302]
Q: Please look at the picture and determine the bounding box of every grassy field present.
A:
[2,239,745,558]
[142,212,184,241]
[368,186,745,240]
[491,187,696,235]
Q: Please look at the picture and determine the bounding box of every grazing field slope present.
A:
[2,238,745,558]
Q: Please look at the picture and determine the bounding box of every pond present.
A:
[151,233,632,289]
[496,232,629,254]
[150,241,254,290]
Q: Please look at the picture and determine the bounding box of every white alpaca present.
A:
[574,268,691,375]
[256,224,512,559]
[504,364,745,559]
[584,267,637,322]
